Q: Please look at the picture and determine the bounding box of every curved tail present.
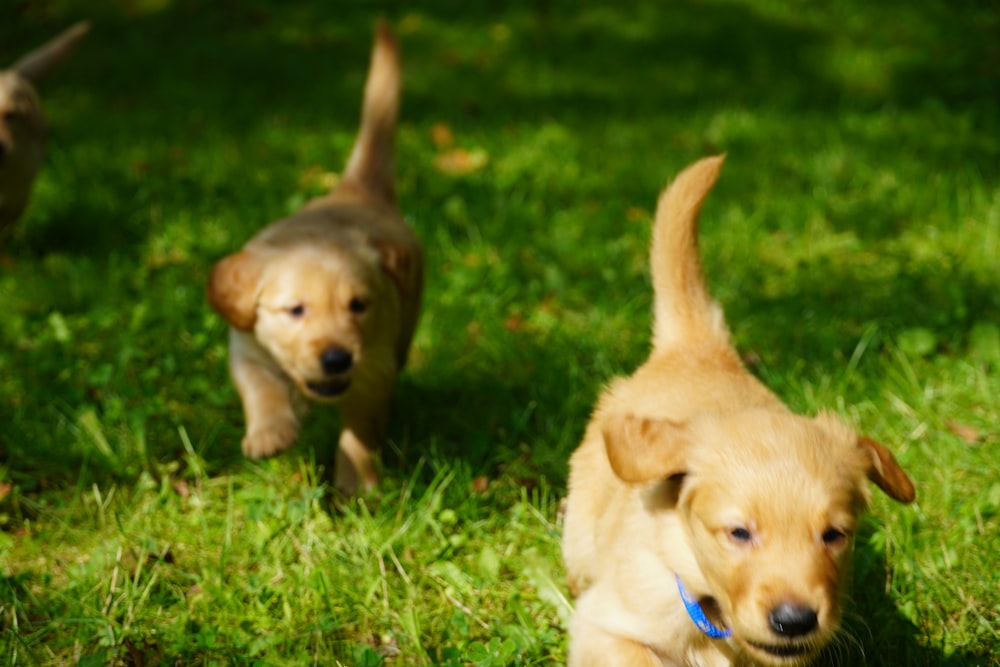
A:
[341,21,400,205]
[13,21,91,82]
[650,154,729,351]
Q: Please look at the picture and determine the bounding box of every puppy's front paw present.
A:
[242,419,298,459]
[334,459,379,497]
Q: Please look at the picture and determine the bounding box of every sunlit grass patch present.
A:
[1,0,998,664]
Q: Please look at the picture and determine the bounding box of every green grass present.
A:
[1,0,998,664]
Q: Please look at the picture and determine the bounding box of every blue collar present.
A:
[675,574,732,639]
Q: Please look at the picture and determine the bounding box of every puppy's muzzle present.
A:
[321,347,353,375]
[305,347,353,398]
[745,603,820,660]
[768,603,817,638]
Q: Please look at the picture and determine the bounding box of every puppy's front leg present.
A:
[569,626,666,667]
[335,393,389,495]
[229,332,299,459]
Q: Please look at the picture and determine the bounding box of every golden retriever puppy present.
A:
[0,21,89,238]
[562,155,915,667]
[208,23,422,495]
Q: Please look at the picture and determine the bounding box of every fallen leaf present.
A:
[504,314,525,332]
[434,148,488,176]
[0,482,11,502]
[472,476,489,493]
[430,122,453,148]
[946,421,982,444]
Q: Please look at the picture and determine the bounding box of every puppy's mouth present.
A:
[746,639,816,661]
[305,378,351,398]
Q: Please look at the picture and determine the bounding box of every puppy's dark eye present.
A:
[349,297,368,315]
[822,528,847,546]
[729,527,753,544]
[287,304,306,318]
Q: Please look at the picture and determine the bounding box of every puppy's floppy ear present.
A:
[208,250,262,331]
[372,239,419,293]
[859,436,916,503]
[603,413,693,484]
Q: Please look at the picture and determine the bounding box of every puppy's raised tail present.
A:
[342,21,400,205]
[13,21,91,82]
[650,154,729,351]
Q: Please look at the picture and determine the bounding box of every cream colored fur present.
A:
[208,23,422,495]
[562,156,915,666]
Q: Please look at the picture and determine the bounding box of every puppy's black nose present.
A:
[320,347,353,375]
[768,603,818,637]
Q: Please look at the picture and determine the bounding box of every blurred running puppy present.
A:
[561,155,915,667]
[0,21,89,237]
[208,23,422,495]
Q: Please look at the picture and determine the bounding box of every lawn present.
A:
[1,0,998,665]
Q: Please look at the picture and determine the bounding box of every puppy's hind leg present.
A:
[229,342,299,459]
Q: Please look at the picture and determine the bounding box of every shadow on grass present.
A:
[822,526,994,667]
[4,0,997,168]
[293,332,589,494]
[0,2,996,662]
[1,0,994,502]
[721,257,999,378]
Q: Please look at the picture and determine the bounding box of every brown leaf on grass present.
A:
[946,421,982,444]
[172,479,190,498]
[504,314,525,332]
[434,148,488,176]
[0,482,11,502]
[472,476,490,494]
[430,122,454,148]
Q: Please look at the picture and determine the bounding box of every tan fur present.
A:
[0,21,89,238]
[562,155,915,666]
[207,23,422,495]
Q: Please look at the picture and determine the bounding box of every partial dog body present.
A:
[0,21,89,238]
[208,23,422,495]
[562,156,914,666]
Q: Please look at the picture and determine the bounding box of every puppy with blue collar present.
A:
[561,156,915,666]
